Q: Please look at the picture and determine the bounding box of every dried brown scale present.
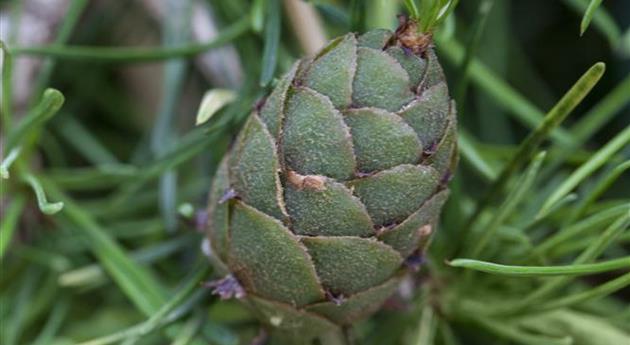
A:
[393,16,434,56]
[206,20,457,344]
[286,170,327,191]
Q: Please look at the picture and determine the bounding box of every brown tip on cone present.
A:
[394,16,433,55]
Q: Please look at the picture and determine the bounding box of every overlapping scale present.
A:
[344,107,422,173]
[426,106,458,178]
[352,47,415,112]
[356,29,392,49]
[301,35,356,108]
[207,157,230,262]
[386,46,426,90]
[305,274,403,325]
[285,174,374,237]
[399,81,450,149]
[228,202,324,307]
[378,190,450,257]
[347,164,440,226]
[421,49,446,90]
[229,115,287,220]
[301,236,403,296]
[248,296,340,343]
[259,62,299,138]
[282,87,356,180]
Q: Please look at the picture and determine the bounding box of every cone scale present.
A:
[207,24,457,344]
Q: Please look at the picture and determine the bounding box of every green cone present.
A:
[206,25,457,343]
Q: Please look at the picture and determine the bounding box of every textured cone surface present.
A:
[207,27,457,340]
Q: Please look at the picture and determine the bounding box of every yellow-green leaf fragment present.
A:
[195,89,236,126]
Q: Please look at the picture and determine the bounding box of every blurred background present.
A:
[1,1,629,344]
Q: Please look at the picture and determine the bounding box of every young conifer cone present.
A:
[206,21,457,343]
